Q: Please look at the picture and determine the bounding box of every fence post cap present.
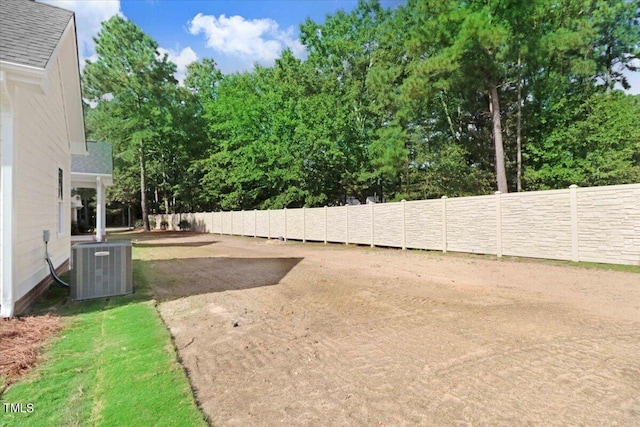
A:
[495,191,502,195]
[441,195,448,199]
[569,184,578,189]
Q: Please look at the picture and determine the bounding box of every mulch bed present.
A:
[0,314,63,391]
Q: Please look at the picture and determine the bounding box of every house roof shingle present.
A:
[72,141,113,176]
[0,0,74,69]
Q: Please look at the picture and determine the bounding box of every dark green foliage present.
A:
[526,91,640,188]
[85,1,640,212]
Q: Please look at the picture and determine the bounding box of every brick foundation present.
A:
[11,259,69,316]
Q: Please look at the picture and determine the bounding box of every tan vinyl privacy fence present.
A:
[154,183,640,266]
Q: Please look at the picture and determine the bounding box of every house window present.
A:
[58,168,64,234]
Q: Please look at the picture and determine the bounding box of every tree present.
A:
[399,0,524,193]
[526,92,640,188]
[301,0,393,201]
[83,16,178,231]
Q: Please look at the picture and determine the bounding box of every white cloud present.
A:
[157,47,199,85]
[39,0,122,68]
[188,13,305,67]
[622,59,640,95]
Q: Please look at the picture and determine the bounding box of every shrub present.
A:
[134,219,144,229]
[178,219,191,231]
[149,217,157,229]
[160,220,169,230]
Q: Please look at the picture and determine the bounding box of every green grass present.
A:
[0,247,207,427]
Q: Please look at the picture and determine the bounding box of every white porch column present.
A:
[1,109,16,317]
[96,177,105,242]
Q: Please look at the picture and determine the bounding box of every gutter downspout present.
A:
[96,176,104,242]
[1,79,16,317]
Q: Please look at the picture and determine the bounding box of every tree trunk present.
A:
[140,140,150,231]
[516,54,523,192]
[162,169,170,214]
[488,82,508,193]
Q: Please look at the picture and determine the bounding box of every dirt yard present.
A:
[134,232,640,426]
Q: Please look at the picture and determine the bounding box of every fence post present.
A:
[254,209,257,238]
[268,209,271,239]
[284,207,288,241]
[370,202,375,247]
[401,200,407,250]
[495,191,502,258]
[441,196,448,253]
[345,204,349,245]
[241,210,245,236]
[230,211,233,235]
[303,207,306,243]
[570,184,579,262]
[324,206,328,244]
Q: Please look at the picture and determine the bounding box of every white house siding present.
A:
[13,57,71,303]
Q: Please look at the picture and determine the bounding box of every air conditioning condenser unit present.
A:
[71,241,133,300]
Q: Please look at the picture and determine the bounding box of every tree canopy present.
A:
[83,0,640,218]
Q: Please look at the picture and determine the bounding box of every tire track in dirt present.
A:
[150,234,640,426]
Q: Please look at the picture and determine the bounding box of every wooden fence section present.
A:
[154,183,640,266]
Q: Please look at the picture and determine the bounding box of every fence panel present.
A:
[501,189,572,260]
[151,184,640,265]
[305,207,326,242]
[405,200,443,251]
[577,185,640,265]
[242,211,256,237]
[326,206,347,243]
[347,205,372,245]
[445,195,497,255]
[255,210,269,237]
[373,203,404,248]
[286,208,305,240]
[220,211,231,234]
[231,211,243,235]
[270,209,285,238]
[192,212,208,233]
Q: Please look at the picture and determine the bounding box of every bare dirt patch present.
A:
[139,233,640,426]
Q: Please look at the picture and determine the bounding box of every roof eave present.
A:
[0,60,48,95]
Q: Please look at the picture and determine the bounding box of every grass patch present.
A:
[0,244,207,427]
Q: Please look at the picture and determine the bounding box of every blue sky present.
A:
[40,0,638,93]
[40,0,403,81]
